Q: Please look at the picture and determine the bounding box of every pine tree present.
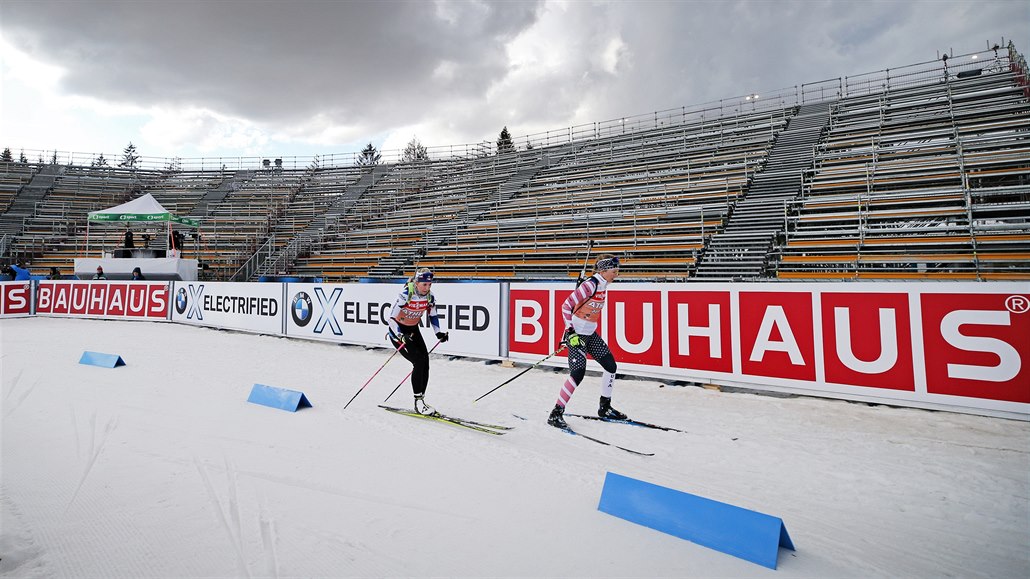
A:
[18,151,27,163]
[497,126,515,155]
[92,153,109,167]
[402,136,429,162]
[119,142,140,170]
[0,148,12,162]
[50,150,58,164]
[357,143,381,166]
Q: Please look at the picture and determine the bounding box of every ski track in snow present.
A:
[193,456,251,578]
[0,316,1028,578]
[256,495,279,579]
[3,370,39,419]
[66,412,119,514]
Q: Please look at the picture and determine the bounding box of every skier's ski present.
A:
[559,425,654,456]
[380,405,511,435]
[564,413,688,433]
[512,415,652,456]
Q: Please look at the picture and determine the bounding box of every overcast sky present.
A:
[1,0,1027,164]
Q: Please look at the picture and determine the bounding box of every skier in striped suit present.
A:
[548,254,628,428]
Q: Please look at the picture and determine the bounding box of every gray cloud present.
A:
[586,0,1027,121]
[2,0,1027,154]
[3,1,540,125]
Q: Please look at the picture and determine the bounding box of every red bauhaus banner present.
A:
[36,281,170,320]
[508,282,1030,418]
[0,282,32,316]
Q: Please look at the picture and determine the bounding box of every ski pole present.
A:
[473,345,567,404]
[382,339,442,403]
[344,341,406,409]
[576,239,594,286]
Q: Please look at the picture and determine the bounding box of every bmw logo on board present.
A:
[175,287,189,315]
[291,292,313,327]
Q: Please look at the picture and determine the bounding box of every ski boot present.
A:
[598,396,627,420]
[414,394,437,416]
[547,404,568,429]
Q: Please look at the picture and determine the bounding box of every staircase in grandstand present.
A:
[187,171,248,221]
[251,165,390,279]
[0,164,63,237]
[694,101,832,280]
[365,143,580,278]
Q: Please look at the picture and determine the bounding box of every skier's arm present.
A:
[387,288,408,336]
[427,294,442,334]
[561,277,596,327]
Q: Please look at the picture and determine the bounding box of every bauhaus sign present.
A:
[0,282,32,316]
[36,281,168,319]
[509,282,1029,412]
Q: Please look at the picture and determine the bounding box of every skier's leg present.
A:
[548,341,586,427]
[405,330,433,414]
[586,335,626,419]
[557,345,587,408]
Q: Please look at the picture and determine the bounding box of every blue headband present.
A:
[595,257,620,271]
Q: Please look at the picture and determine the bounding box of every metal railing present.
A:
[786,122,1029,278]
[230,234,276,282]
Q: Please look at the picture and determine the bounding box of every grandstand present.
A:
[778,51,1030,280]
[2,42,1027,281]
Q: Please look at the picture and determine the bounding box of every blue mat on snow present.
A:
[597,471,794,569]
[247,383,312,412]
[79,351,126,368]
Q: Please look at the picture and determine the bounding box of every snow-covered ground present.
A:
[1,316,1028,578]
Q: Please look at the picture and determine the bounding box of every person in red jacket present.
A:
[548,254,627,428]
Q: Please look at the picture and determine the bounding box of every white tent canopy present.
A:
[78,194,201,280]
[85,193,200,258]
[87,193,199,227]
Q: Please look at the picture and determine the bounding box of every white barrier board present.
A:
[171,281,283,334]
[284,282,501,357]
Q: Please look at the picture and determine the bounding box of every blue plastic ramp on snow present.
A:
[247,383,312,412]
[78,351,126,368]
[597,471,794,570]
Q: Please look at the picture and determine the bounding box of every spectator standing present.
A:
[93,266,107,280]
[9,262,31,281]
